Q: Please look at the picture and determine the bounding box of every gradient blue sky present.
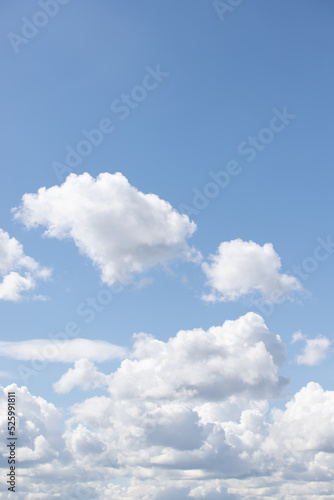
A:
[0,2,334,498]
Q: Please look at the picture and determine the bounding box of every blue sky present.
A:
[0,1,334,498]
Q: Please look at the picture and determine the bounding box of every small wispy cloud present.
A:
[0,339,127,363]
[292,331,331,366]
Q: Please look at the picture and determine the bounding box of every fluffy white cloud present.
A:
[1,316,334,499]
[0,228,51,301]
[0,228,41,275]
[106,312,287,402]
[264,382,334,456]
[0,338,127,363]
[53,358,111,393]
[292,331,331,366]
[62,313,287,482]
[12,172,200,285]
[57,320,334,498]
[0,384,62,466]
[202,239,303,303]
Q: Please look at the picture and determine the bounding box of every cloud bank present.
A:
[1,314,334,498]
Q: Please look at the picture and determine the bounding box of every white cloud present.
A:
[0,228,51,301]
[12,172,200,285]
[263,382,334,460]
[61,313,287,481]
[0,338,127,363]
[19,435,59,462]
[133,276,154,289]
[292,330,304,342]
[106,312,287,402]
[202,239,303,303]
[292,331,331,366]
[0,228,39,275]
[0,384,62,465]
[1,316,334,499]
[61,317,331,499]
[53,358,111,393]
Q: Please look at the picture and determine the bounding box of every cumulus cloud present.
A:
[12,172,200,285]
[67,382,334,499]
[0,338,127,363]
[56,315,334,499]
[262,382,334,465]
[292,331,331,366]
[0,384,62,465]
[202,239,303,303]
[106,312,287,402]
[0,228,51,301]
[54,359,111,393]
[62,313,288,479]
[1,316,334,499]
